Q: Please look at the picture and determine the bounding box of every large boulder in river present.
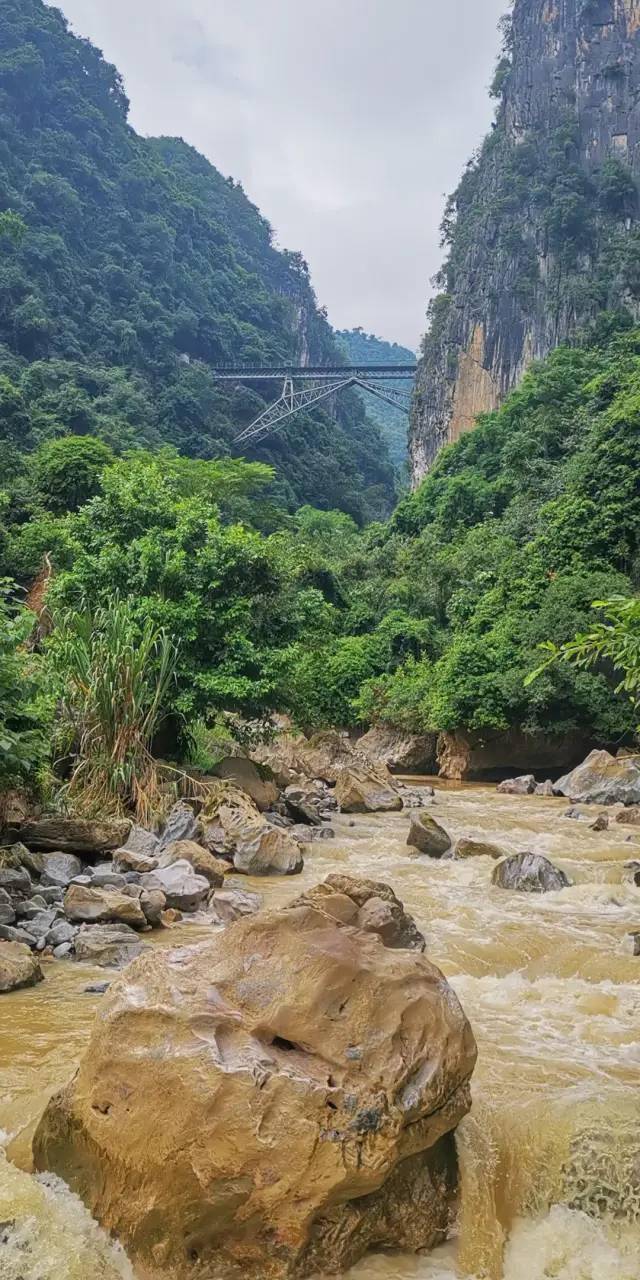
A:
[492,852,570,893]
[15,816,131,856]
[0,940,43,992]
[454,837,505,860]
[63,884,147,928]
[358,725,437,774]
[407,813,452,858]
[616,805,640,826]
[335,764,403,814]
[554,750,640,806]
[33,880,476,1280]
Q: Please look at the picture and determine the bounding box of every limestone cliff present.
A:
[411,0,640,481]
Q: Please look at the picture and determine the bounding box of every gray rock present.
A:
[140,888,166,926]
[35,936,47,951]
[53,942,73,959]
[121,824,160,858]
[492,852,571,893]
[406,813,452,858]
[15,816,131,854]
[624,860,640,887]
[554,750,640,806]
[46,920,77,948]
[21,910,57,940]
[40,852,84,888]
[90,870,127,889]
[139,860,210,912]
[0,866,32,896]
[74,924,148,968]
[15,896,51,918]
[627,932,640,956]
[0,903,15,926]
[158,802,199,851]
[563,806,587,820]
[36,885,64,904]
[208,888,262,925]
[9,842,44,877]
[0,923,36,946]
[284,784,323,827]
[314,827,336,840]
[496,775,536,796]
[84,981,110,994]
[69,875,92,887]
[288,824,314,844]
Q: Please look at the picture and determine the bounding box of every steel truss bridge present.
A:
[210,364,417,447]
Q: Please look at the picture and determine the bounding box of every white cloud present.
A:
[52,0,506,347]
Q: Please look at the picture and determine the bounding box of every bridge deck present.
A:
[211,364,416,380]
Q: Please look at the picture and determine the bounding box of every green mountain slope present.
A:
[336,329,415,468]
[0,0,395,521]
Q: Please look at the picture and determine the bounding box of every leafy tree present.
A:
[34,436,114,512]
[0,584,44,788]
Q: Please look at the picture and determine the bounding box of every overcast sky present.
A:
[53,1,505,350]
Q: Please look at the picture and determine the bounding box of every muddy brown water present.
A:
[1,785,639,1279]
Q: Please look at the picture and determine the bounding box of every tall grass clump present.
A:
[47,599,178,823]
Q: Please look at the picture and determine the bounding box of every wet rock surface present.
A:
[407,812,452,858]
[554,750,640,807]
[492,852,571,894]
[33,878,475,1279]
[335,764,403,814]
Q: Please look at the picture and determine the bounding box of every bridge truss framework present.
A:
[209,365,416,447]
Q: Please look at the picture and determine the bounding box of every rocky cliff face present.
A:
[410,0,640,481]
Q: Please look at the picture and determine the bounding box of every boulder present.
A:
[0,941,43,992]
[496,775,536,796]
[46,920,77,948]
[492,852,571,893]
[20,909,57,941]
[627,932,640,956]
[74,924,148,968]
[357,726,437,774]
[15,817,131,855]
[40,852,84,887]
[291,874,426,952]
[113,846,158,874]
[158,802,199,851]
[209,756,279,811]
[208,887,262,925]
[33,882,475,1280]
[454,837,505,860]
[90,869,127,889]
[407,813,452,858]
[203,787,304,877]
[9,841,44,877]
[534,780,555,797]
[119,824,160,859]
[335,764,403,814]
[139,860,209,912]
[284,784,323,826]
[63,884,147,928]
[0,864,31,897]
[140,889,166,927]
[436,728,592,782]
[0,922,36,945]
[554,750,640,806]
[158,839,226,887]
[616,806,640,827]
[625,860,640,888]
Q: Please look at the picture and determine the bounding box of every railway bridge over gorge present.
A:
[209,364,417,446]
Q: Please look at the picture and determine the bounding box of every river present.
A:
[1,784,639,1279]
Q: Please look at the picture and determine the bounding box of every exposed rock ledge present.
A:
[436,729,597,782]
[33,876,476,1280]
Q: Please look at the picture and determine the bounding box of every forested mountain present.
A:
[336,329,415,468]
[412,0,640,479]
[0,0,395,521]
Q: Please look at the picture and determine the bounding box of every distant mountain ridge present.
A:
[0,0,395,521]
